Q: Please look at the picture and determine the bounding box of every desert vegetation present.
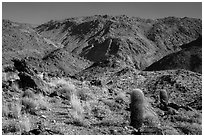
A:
[2,15,202,135]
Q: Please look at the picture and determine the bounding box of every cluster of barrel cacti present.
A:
[130,88,168,133]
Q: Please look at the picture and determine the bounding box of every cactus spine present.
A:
[130,89,145,131]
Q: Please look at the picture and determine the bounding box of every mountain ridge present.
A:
[2,15,202,135]
[35,15,201,72]
[145,36,202,73]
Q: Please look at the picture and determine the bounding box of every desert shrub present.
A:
[22,89,35,98]
[69,94,85,125]
[12,103,22,119]
[51,78,76,89]
[11,81,21,92]
[81,101,92,118]
[21,97,37,115]
[57,87,74,101]
[101,99,115,108]
[41,84,52,95]
[99,114,125,127]
[91,102,112,120]
[54,80,76,101]
[2,72,7,81]
[19,115,31,132]
[76,88,92,101]
[36,93,49,110]
[115,92,127,104]
[172,111,202,124]
[143,98,161,128]
[21,93,49,114]
[49,97,58,103]
[70,93,84,114]
[2,102,21,119]
[2,104,10,117]
[143,111,160,128]
[163,125,180,135]
[2,120,21,134]
[176,122,202,135]
[63,81,76,91]
[130,89,145,131]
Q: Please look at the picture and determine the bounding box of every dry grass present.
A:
[143,110,160,128]
[175,122,202,135]
[36,93,49,110]
[49,97,58,103]
[2,72,7,81]
[69,94,85,125]
[91,102,112,120]
[21,97,37,114]
[2,104,10,117]
[11,81,21,92]
[62,81,76,92]
[115,92,127,104]
[2,102,22,119]
[76,88,92,101]
[143,97,161,128]
[48,78,76,90]
[21,93,50,114]
[172,111,202,124]
[19,114,31,132]
[2,120,21,134]
[2,115,31,134]
[2,72,19,82]
[70,94,84,116]
[99,113,124,127]
[57,87,74,101]
[50,78,77,102]
[22,89,35,98]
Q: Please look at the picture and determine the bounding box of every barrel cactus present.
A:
[130,89,145,132]
[159,89,168,109]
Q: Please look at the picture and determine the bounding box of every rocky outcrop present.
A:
[36,16,201,71]
[2,15,202,135]
[2,20,90,76]
[145,36,202,73]
[2,20,56,65]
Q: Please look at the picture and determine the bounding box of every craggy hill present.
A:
[145,36,202,73]
[2,20,55,64]
[36,15,201,71]
[2,19,90,76]
[2,15,202,135]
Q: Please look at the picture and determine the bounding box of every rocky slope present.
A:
[2,19,55,64]
[2,61,202,135]
[2,15,202,135]
[36,15,201,71]
[2,19,90,76]
[145,36,202,73]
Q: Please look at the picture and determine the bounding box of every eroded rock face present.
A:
[145,36,202,73]
[2,15,202,135]
[2,20,55,65]
[3,16,202,77]
[36,16,201,71]
[11,59,45,93]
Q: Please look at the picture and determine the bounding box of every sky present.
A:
[2,2,202,25]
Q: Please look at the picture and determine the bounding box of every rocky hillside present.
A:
[36,15,201,70]
[2,60,202,135]
[2,15,202,135]
[2,19,90,76]
[2,19,55,64]
[145,36,202,73]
